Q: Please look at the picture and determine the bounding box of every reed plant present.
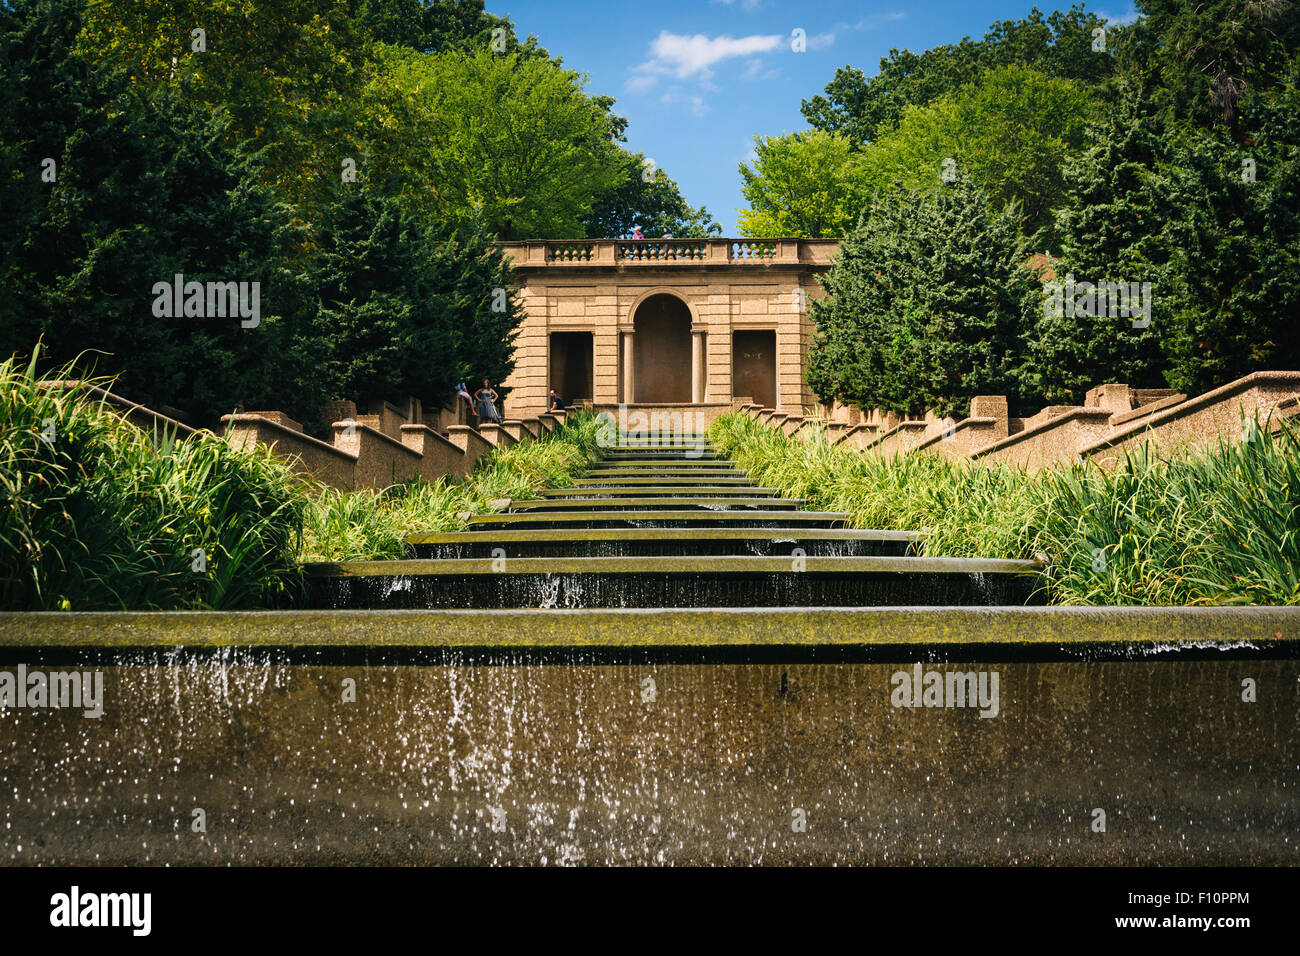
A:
[709,412,1300,605]
[1,348,305,610]
[299,410,604,562]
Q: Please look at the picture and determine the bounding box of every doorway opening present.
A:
[732,330,777,409]
[632,294,692,403]
[548,331,593,405]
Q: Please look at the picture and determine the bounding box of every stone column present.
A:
[620,329,635,404]
[691,330,706,404]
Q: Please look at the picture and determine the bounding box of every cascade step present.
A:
[303,555,1041,609]
[604,448,713,456]
[572,476,755,486]
[539,485,784,497]
[583,468,747,478]
[405,527,919,559]
[504,497,805,511]
[587,460,738,468]
[465,509,853,530]
[587,463,743,470]
[600,453,725,461]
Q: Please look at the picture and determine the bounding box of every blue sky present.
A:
[488,0,1139,234]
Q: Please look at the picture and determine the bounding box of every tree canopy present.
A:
[1,0,716,428]
[793,0,1300,412]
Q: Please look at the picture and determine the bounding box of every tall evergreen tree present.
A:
[807,175,1039,417]
[1029,79,1171,404]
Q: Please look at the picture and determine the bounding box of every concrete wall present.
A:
[222,400,542,490]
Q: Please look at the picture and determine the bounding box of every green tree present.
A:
[1033,67,1300,403]
[807,175,1040,417]
[76,0,368,213]
[801,4,1116,146]
[353,0,508,53]
[861,64,1096,239]
[1137,0,1300,130]
[737,130,869,238]
[301,185,521,414]
[583,157,720,238]
[0,0,306,423]
[360,45,628,239]
[1028,80,1171,404]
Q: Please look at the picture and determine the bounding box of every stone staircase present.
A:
[304,436,1041,609]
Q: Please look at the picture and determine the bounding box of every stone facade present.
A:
[499,238,837,419]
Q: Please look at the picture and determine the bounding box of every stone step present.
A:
[539,485,784,497]
[585,465,742,474]
[583,467,748,478]
[505,497,806,511]
[5,607,1296,865]
[588,458,736,467]
[405,527,919,559]
[465,510,852,530]
[601,444,720,452]
[600,452,725,461]
[572,476,756,486]
[302,555,1042,609]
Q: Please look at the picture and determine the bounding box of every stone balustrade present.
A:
[504,237,838,270]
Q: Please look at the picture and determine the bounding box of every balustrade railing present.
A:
[730,240,776,260]
[513,238,834,266]
[615,240,709,262]
[547,242,595,262]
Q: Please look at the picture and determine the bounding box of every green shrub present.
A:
[0,348,305,610]
[299,410,604,562]
[709,412,1300,606]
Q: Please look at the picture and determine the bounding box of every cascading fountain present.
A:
[1,434,1297,864]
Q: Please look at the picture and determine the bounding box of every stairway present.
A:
[305,436,1040,609]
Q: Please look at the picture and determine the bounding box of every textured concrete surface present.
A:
[4,606,1296,651]
[0,616,1295,864]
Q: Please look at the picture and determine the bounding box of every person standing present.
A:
[475,379,501,423]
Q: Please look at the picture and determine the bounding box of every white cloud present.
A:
[627,30,784,91]
[660,89,709,117]
[1097,7,1141,26]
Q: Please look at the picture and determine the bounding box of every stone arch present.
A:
[629,290,694,403]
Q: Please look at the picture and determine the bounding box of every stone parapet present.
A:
[752,371,1300,471]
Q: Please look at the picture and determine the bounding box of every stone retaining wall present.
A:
[747,370,1300,470]
[1,607,1295,865]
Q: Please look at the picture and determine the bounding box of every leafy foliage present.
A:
[737,130,870,238]
[0,349,305,610]
[798,1,1300,415]
[860,64,1097,238]
[806,175,1039,416]
[801,4,1116,146]
[710,412,1300,606]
